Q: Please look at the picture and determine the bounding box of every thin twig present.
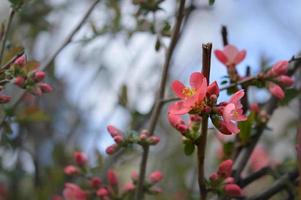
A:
[134,0,187,199]
[197,43,212,200]
[0,9,15,64]
[221,25,228,46]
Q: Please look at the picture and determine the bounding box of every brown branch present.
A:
[197,43,212,200]
[134,0,187,199]
[221,25,228,46]
[0,8,15,64]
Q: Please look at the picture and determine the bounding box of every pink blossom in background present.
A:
[214,44,246,68]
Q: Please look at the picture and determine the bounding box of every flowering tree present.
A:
[0,0,300,200]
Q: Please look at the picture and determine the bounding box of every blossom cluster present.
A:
[209,160,243,197]
[56,151,163,200]
[105,126,160,155]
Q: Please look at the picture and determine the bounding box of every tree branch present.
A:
[0,9,15,64]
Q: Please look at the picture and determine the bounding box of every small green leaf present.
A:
[209,0,215,6]
[223,142,234,159]
[184,142,195,156]
[238,112,255,144]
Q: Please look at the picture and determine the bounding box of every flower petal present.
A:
[214,50,228,65]
[234,50,246,65]
[189,72,205,89]
[171,80,186,98]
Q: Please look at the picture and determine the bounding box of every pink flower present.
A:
[209,172,219,182]
[148,136,160,145]
[14,54,26,65]
[64,165,79,175]
[39,83,53,93]
[90,177,102,189]
[222,90,247,134]
[123,182,135,192]
[14,76,25,87]
[167,111,188,135]
[218,159,233,178]
[214,45,246,68]
[149,171,164,184]
[206,81,220,97]
[169,72,207,115]
[33,71,46,82]
[268,83,284,99]
[107,125,123,137]
[105,144,118,155]
[223,184,243,197]
[267,60,289,77]
[96,187,109,197]
[277,75,294,86]
[249,146,270,171]
[63,183,87,200]
[0,95,11,104]
[107,169,118,186]
[73,152,88,166]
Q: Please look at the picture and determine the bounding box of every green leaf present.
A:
[278,88,301,106]
[223,142,234,159]
[155,37,161,51]
[209,0,215,6]
[184,142,195,156]
[118,84,128,107]
[238,112,255,144]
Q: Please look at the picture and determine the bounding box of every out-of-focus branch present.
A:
[134,0,187,199]
[221,25,228,46]
[0,8,15,64]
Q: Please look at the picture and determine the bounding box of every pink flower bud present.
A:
[33,71,46,82]
[107,125,123,138]
[207,81,220,97]
[90,177,102,189]
[113,135,123,144]
[63,183,87,200]
[131,171,139,182]
[14,55,26,65]
[105,144,118,155]
[209,172,219,182]
[0,95,11,104]
[148,136,160,145]
[149,171,163,184]
[267,60,288,76]
[107,169,118,186]
[250,103,260,113]
[14,76,25,87]
[39,83,53,93]
[277,75,294,86]
[224,184,243,197]
[96,187,109,197]
[64,165,79,175]
[73,151,88,166]
[218,160,233,178]
[177,124,189,135]
[224,177,235,184]
[123,182,135,192]
[268,83,284,99]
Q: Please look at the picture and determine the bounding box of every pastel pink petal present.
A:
[196,79,208,102]
[225,121,240,134]
[223,103,235,121]
[278,75,294,86]
[269,83,284,99]
[207,81,220,96]
[214,50,228,65]
[189,72,205,89]
[273,60,289,75]
[234,50,246,65]
[235,113,247,121]
[224,45,239,62]
[168,101,190,115]
[171,80,186,98]
[230,90,245,103]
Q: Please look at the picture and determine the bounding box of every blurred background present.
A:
[0,0,300,199]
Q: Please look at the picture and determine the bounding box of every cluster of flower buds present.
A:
[168,72,247,139]
[264,60,294,99]
[59,163,163,200]
[249,103,269,124]
[63,151,88,176]
[105,125,160,155]
[209,160,243,197]
[11,54,53,96]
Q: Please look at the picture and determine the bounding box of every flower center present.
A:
[182,87,196,97]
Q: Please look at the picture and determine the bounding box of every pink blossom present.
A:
[14,55,26,65]
[33,71,46,82]
[218,159,233,178]
[64,165,79,175]
[214,45,246,68]
[73,151,88,166]
[14,76,25,87]
[0,95,11,104]
[277,75,294,86]
[105,144,118,155]
[268,83,284,99]
[123,182,135,192]
[96,187,109,197]
[267,60,289,77]
[107,125,123,137]
[107,169,118,186]
[149,171,164,184]
[206,81,220,97]
[169,72,207,115]
[209,172,219,182]
[63,183,87,200]
[223,184,243,197]
[90,177,102,189]
[39,83,53,93]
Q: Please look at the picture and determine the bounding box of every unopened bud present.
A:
[105,144,118,155]
[148,136,160,145]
